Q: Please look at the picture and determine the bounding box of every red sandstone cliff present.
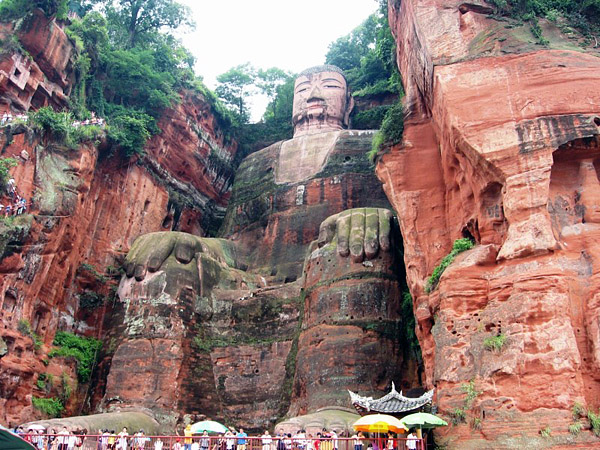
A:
[0,10,237,426]
[379,0,600,448]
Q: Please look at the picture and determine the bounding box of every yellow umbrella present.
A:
[352,414,408,434]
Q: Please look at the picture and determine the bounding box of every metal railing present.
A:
[20,434,425,450]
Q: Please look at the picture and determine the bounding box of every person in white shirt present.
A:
[405,431,417,450]
[226,431,235,450]
[261,430,272,450]
[67,431,77,450]
[330,431,338,450]
[58,427,69,450]
[117,427,129,450]
[101,430,109,450]
[295,430,305,450]
[154,438,164,450]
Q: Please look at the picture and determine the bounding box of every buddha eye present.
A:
[325,85,341,89]
[297,88,308,94]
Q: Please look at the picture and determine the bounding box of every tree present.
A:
[68,0,103,17]
[215,63,256,124]
[256,67,293,118]
[262,76,294,123]
[102,0,195,49]
[0,0,69,21]
[325,14,378,71]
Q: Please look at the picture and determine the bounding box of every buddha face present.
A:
[292,69,352,137]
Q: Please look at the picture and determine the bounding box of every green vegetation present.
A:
[485,0,600,45]
[49,331,102,383]
[0,0,236,158]
[588,409,600,436]
[77,262,107,282]
[569,421,582,435]
[572,401,585,419]
[483,333,507,352]
[213,64,294,160]
[369,100,404,159]
[0,157,17,193]
[36,372,52,393]
[450,380,481,426]
[58,371,72,405]
[540,426,552,438]
[401,291,422,361]
[215,63,257,124]
[326,0,401,103]
[530,19,550,45]
[353,105,392,130]
[79,290,105,309]
[17,319,43,351]
[192,334,230,353]
[32,396,64,418]
[462,379,480,409]
[426,238,475,293]
[326,0,403,139]
[0,0,69,21]
[0,214,32,259]
[29,107,103,149]
[450,408,466,425]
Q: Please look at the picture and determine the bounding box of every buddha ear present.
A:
[344,95,355,128]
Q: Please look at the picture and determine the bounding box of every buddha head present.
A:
[292,65,354,137]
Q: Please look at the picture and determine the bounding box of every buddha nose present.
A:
[307,84,324,102]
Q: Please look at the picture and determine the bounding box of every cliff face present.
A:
[0,9,418,432]
[380,0,600,447]
[107,131,420,430]
[0,9,75,112]
[0,11,237,426]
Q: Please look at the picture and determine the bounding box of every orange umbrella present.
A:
[352,414,408,434]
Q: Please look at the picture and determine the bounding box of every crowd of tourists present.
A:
[16,425,87,450]
[1,177,29,217]
[1,110,105,128]
[14,425,420,450]
[1,111,28,124]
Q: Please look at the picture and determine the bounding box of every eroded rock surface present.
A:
[108,123,418,429]
[0,9,75,112]
[0,10,237,425]
[378,0,600,447]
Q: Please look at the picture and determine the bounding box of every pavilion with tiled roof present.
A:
[348,383,434,415]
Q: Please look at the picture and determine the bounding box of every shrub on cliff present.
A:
[29,107,71,141]
[32,397,64,418]
[485,0,600,44]
[0,157,17,192]
[425,238,475,293]
[369,100,405,160]
[49,331,102,383]
[106,112,154,157]
[29,107,103,149]
[17,318,43,351]
[483,333,507,352]
[352,105,391,130]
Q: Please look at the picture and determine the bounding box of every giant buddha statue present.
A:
[103,66,417,429]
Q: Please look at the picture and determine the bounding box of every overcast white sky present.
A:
[177,0,379,121]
